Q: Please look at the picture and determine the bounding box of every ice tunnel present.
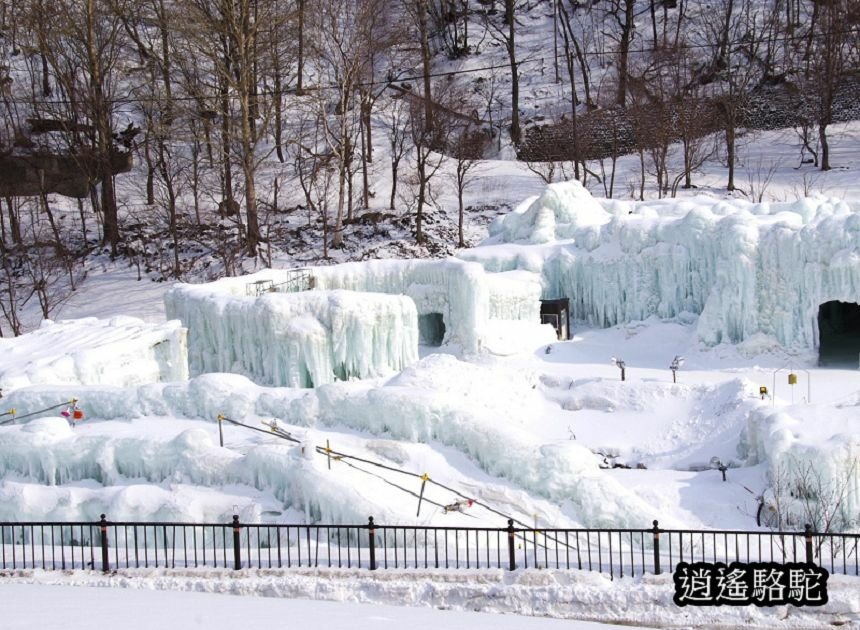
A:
[418,312,446,346]
[818,301,860,367]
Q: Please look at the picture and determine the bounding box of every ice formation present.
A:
[309,259,549,353]
[462,180,860,350]
[166,260,553,387]
[739,401,860,528]
[166,281,418,387]
[4,358,661,528]
[0,316,187,392]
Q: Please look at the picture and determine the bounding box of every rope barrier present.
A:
[0,400,78,425]
[217,414,579,550]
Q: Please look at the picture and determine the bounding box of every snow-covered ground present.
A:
[0,582,645,630]
[2,567,860,629]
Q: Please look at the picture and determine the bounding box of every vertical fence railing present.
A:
[0,518,857,577]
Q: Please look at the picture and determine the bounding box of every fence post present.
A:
[507,519,516,571]
[232,515,242,570]
[368,517,376,571]
[652,520,661,575]
[99,514,110,573]
[804,523,814,564]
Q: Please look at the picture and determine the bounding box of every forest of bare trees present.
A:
[0,0,858,334]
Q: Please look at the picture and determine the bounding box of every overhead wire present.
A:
[0,400,78,425]
[219,414,578,553]
[6,19,856,109]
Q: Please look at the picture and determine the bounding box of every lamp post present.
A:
[670,355,685,383]
[710,456,728,482]
[611,357,626,381]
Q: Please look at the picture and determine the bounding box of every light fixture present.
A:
[670,356,685,383]
[611,357,626,381]
[710,456,728,482]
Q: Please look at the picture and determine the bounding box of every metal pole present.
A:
[652,520,661,575]
[804,523,814,564]
[368,517,376,571]
[416,474,428,517]
[218,415,224,447]
[507,519,516,571]
[232,515,241,570]
[100,514,110,573]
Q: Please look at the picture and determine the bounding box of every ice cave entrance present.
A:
[817,301,860,367]
[418,312,446,346]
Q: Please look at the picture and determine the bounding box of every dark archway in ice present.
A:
[418,313,446,347]
[818,301,860,366]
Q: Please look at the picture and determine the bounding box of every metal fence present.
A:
[0,516,857,578]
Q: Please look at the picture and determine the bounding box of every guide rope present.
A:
[0,399,79,425]
[218,414,577,551]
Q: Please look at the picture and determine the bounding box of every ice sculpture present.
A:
[166,282,419,388]
[464,181,860,350]
[166,260,553,388]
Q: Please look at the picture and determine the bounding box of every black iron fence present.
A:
[0,516,857,578]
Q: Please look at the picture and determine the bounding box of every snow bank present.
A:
[0,317,187,392]
[165,281,418,387]
[738,402,860,530]
[465,182,860,350]
[7,568,859,628]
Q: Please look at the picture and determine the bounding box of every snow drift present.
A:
[0,317,187,392]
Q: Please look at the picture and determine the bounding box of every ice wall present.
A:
[0,417,388,525]
[311,259,546,353]
[0,317,187,392]
[167,261,548,379]
[165,283,418,388]
[463,181,860,349]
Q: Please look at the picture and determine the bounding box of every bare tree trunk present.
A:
[616,0,634,107]
[505,0,520,144]
[297,0,305,93]
[418,0,433,131]
[86,0,119,255]
[726,123,736,191]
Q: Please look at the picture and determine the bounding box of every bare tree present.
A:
[408,98,450,243]
[24,0,128,255]
[178,0,291,257]
[482,0,522,144]
[762,456,859,535]
[386,97,410,211]
[450,122,482,247]
[308,0,388,247]
[804,0,855,171]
